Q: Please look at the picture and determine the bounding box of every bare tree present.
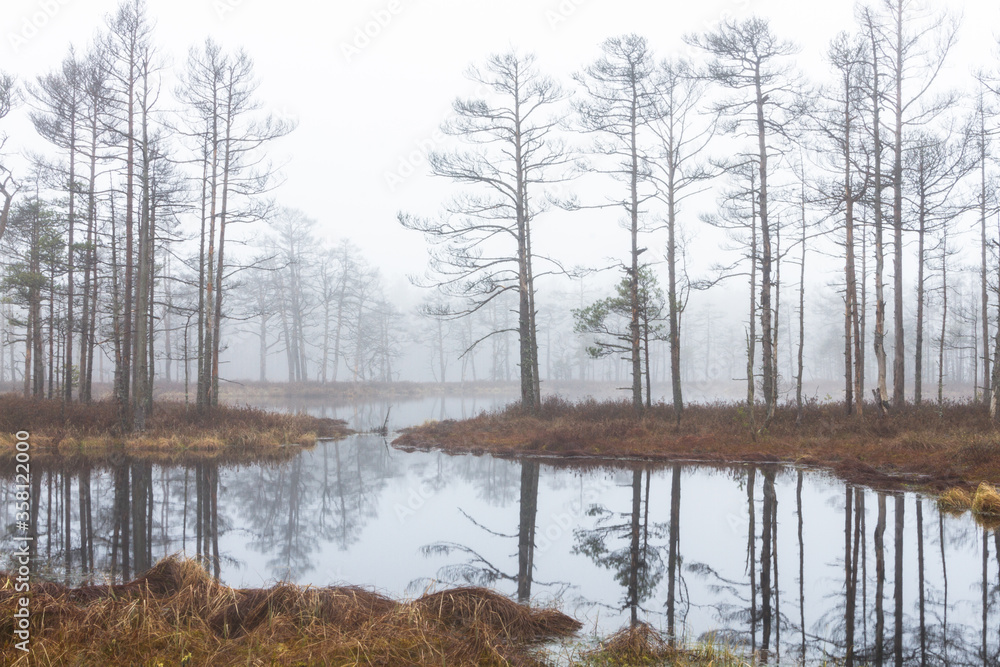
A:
[816,32,870,415]
[863,0,959,406]
[648,57,715,422]
[688,16,803,425]
[77,44,112,403]
[400,50,568,412]
[103,0,155,428]
[702,159,760,420]
[858,5,891,415]
[972,77,998,406]
[575,34,659,411]
[29,49,85,403]
[177,38,293,409]
[0,72,18,243]
[903,128,972,403]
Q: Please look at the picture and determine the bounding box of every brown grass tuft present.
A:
[938,487,973,514]
[972,482,1000,516]
[413,587,581,644]
[0,556,578,666]
[583,622,675,665]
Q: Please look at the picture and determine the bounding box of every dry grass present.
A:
[0,394,349,466]
[394,397,1000,492]
[938,487,974,513]
[581,623,675,664]
[573,624,750,667]
[971,482,1000,516]
[0,556,580,666]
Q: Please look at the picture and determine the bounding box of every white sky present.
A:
[3,0,999,301]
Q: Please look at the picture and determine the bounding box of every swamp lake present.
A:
[3,395,1000,665]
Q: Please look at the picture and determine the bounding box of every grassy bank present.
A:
[564,624,748,666]
[0,394,349,465]
[0,556,580,666]
[394,397,1000,495]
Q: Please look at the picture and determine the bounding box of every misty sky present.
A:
[4,0,998,296]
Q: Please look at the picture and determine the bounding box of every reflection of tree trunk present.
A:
[78,468,93,574]
[29,468,41,562]
[667,465,681,642]
[861,487,867,652]
[747,468,757,653]
[627,469,641,627]
[195,464,203,565]
[983,530,989,667]
[851,488,862,663]
[116,463,132,582]
[995,532,1000,655]
[46,473,51,561]
[64,472,72,582]
[772,476,780,661]
[761,469,775,653]
[335,441,349,547]
[211,465,220,580]
[939,513,948,665]
[845,486,856,667]
[797,471,805,661]
[916,500,926,666]
[893,495,904,667]
[195,462,220,577]
[516,461,540,603]
[283,458,302,578]
[875,492,886,666]
[132,462,151,575]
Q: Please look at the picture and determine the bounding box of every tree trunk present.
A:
[667,163,683,422]
[755,66,775,426]
[938,228,948,407]
[891,0,906,407]
[629,79,643,412]
[980,101,991,405]
[914,187,926,405]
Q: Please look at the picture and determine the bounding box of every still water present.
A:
[3,396,999,665]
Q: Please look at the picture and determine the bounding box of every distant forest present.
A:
[1,0,998,428]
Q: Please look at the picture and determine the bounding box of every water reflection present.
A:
[3,437,1000,665]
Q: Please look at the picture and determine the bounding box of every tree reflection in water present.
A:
[4,448,1000,665]
[572,468,668,627]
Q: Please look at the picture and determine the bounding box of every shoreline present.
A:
[393,397,1000,517]
[0,394,351,466]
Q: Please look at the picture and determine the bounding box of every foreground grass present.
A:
[0,556,580,666]
[565,624,750,666]
[0,394,350,465]
[395,397,1000,495]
